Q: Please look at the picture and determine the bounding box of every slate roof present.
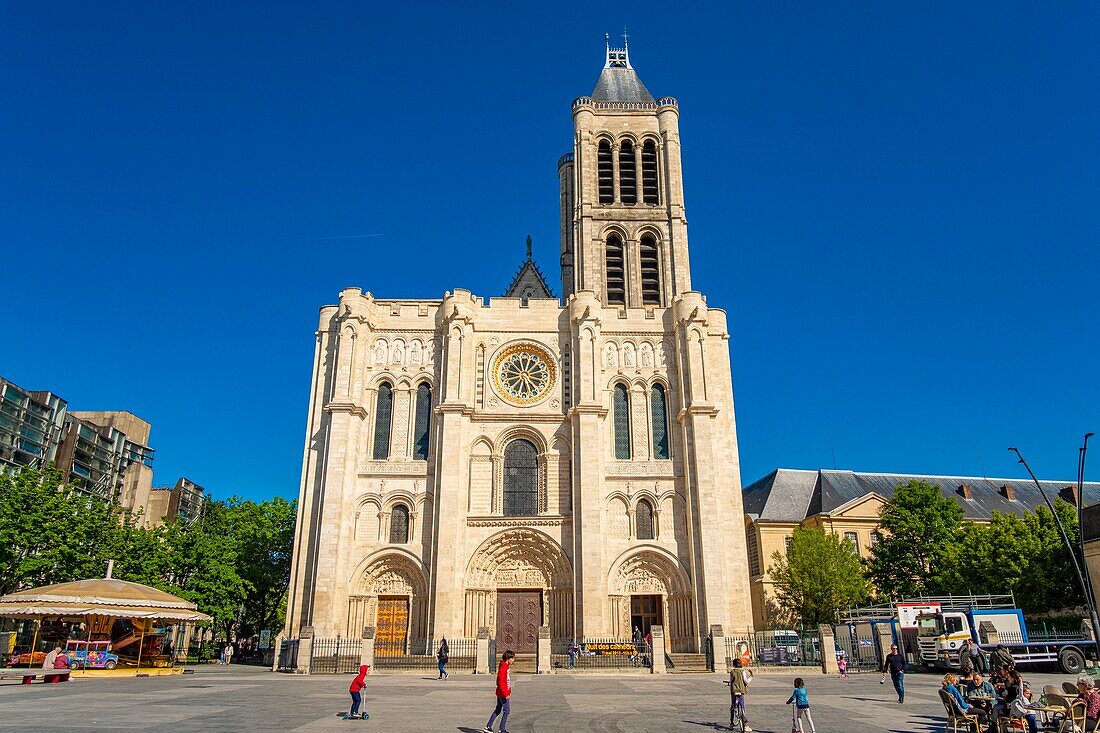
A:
[743,468,1100,523]
[592,66,655,103]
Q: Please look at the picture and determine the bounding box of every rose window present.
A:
[492,343,556,406]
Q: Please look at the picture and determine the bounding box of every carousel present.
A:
[0,566,211,678]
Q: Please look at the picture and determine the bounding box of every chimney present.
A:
[958,483,973,500]
[1000,484,1016,501]
[1060,485,1080,507]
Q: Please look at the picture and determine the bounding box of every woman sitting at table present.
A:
[1072,675,1100,731]
[944,673,989,729]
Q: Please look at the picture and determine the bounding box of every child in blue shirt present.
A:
[786,677,815,733]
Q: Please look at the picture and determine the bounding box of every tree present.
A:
[769,526,871,626]
[221,496,296,637]
[868,480,965,598]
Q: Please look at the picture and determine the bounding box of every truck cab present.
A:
[916,611,971,667]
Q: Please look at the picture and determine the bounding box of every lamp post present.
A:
[1078,434,1095,617]
[1009,446,1100,640]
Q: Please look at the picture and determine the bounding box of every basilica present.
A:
[285,41,753,656]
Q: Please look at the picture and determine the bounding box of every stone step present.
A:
[667,653,710,673]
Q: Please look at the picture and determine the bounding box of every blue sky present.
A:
[2,2,1097,502]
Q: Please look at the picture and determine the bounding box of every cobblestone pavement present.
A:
[0,664,1078,732]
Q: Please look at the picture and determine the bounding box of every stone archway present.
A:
[348,552,428,653]
[464,529,573,642]
[608,548,694,652]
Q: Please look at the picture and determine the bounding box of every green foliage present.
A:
[769,526,871,626]
[0,466,296,636]
[868,480,965,598]
[868,479,1085,615]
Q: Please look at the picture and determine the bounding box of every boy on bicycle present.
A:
[728,658,753,731]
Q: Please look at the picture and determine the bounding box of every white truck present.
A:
[914,602,1097,674]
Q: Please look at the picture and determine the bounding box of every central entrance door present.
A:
[376,596,409,655]
[495,590,541,654]
[630,594,663,640]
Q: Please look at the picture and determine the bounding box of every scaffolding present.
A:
[840,593,1017,623]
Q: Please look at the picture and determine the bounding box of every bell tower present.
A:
[559,36,691,307]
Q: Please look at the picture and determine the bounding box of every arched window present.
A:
[597,139,614,204]
[503,439,539,517]
[618,140,637,205]
[651,383,670,460]
[641,140,659,204]
[613,383,631,459]
[636,499,655,540]
[413,382,431,460]
[605,234,626,305]
[389,504,409,544]
[372,382,393,460]
[640,234,661,305]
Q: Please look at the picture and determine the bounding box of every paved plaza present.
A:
[0,664,1077,732]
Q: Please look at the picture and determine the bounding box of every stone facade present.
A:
[285,42,754,653]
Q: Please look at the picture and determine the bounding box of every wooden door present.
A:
[496,591,541,654]
[375,596,409,655]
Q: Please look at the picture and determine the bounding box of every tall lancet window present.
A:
[640,234,661,305]
[605,234,626,305]
[372,382,393,460]
[642,140,659,204]
[597,139,614,204]
[619,140,637,205]
[651,383,670,460]
[636,499,655,540]
[389,504,409,544]
[413,382,431,460]
[613,383,631,459]
[503,439,539,517]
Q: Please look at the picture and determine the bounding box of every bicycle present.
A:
[728,691,745,732]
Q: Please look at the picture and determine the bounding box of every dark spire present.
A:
[504,235,554,302]
[591,32,654,103]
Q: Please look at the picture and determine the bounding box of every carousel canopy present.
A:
[0,578,212,623]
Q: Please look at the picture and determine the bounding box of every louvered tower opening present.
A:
[640,234,661,305]
[605,234,626,305]
[619,141,637,205]
[597,140,614,204]
[641,140,659,203]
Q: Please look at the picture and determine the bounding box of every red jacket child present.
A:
[350,664,369,693]
[495,657,512,698]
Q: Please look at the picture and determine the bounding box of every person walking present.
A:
[483,650,515,733]
[437,637,450,681]
[880,643,906,704]
[224,641,234,666]
[786,677,815,733]
[348,664,369,719]
[567,639,578,670]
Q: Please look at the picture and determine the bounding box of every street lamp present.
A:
[1009,446,1100,640]
[1078,434,1096,618]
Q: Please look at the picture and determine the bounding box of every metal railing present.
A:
[311,637,360,674]
[551,638,652,671]
[373,638,477,674]
[277,639,299,672]
[724,630,822,669]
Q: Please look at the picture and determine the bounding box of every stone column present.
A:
[650,626,666,674]
[710,625,725,673]
[537,625,551,674]
[271,635,283,672]
[476,627,491,675]
[360,626,375,670]
[818,625,839,675]
[298,626,314,675]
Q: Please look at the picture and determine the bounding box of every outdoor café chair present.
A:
[1063,682,1080,695]
[939,689,982,733]
[1044,685,1062,697]
[1046,693,1085,733]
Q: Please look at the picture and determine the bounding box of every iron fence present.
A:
[311,637,361,674]
[550,638,652,671]
[724,630,822,669]
[277,639,299,671]
[373,638,476,674]
[833,624,881,673]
